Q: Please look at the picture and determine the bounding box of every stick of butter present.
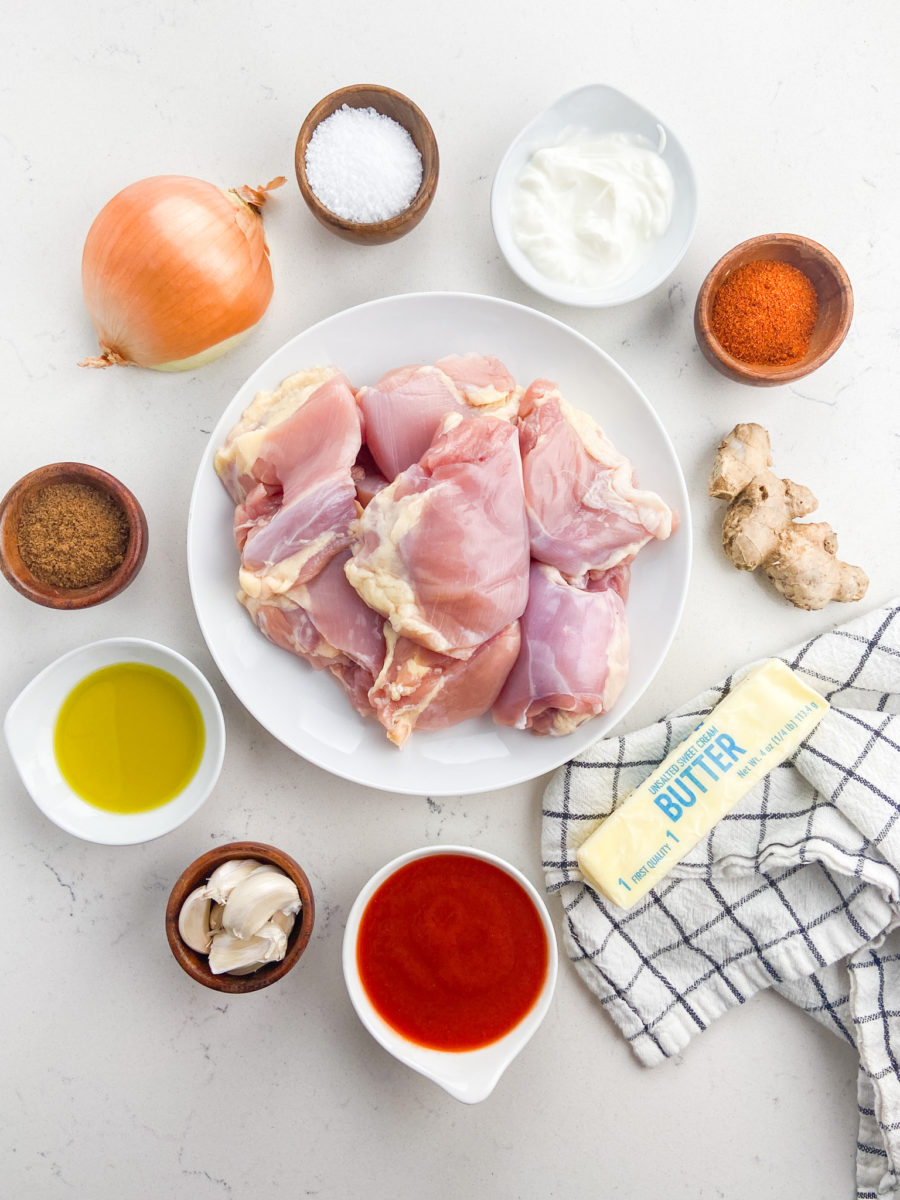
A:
[576,658,829,909]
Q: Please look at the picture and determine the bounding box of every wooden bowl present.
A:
[694,233,853,386]
[295,84,439,245]
[0,462,148,609]
[165,841,316,994]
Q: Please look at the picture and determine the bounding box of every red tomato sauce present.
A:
[356,853,549,1052]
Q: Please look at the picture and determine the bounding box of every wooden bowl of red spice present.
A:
[694,233,853,386]
[0,462,148,609]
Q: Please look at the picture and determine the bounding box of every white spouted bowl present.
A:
[4,637,225,845]
[342,845,558,1104]
[491,84,698,307]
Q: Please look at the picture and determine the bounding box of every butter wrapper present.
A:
[576,658,829,909]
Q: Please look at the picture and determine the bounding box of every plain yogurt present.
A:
[509,128,675,288]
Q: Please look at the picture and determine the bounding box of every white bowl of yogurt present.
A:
[491,85,698,307]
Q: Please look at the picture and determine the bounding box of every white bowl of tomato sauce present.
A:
[342,845,558,1103]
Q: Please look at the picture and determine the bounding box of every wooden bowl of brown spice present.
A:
[0,462,148,609]
[694,233,853,386]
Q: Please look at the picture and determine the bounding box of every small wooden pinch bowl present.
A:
[0,461,148,609]
[165,841,316,994]
[295,83,439,245]
[694,233,853,386]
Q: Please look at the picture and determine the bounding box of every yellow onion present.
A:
[79,174,285,371]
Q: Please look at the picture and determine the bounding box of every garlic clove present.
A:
[249,865,303,920]
[269,908,296,937]
[221,869,300,939]
[205,858,262,904]
[208,930,266,975]
[223,920,288,975]
[226,960,268,976]
[208,923,288,974]
[209,901,224,932]
[253,920,289,962]
[178,885,214,954]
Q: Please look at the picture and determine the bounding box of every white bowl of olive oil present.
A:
[4,638,225,844]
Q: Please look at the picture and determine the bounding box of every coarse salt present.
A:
[305,105,423,224]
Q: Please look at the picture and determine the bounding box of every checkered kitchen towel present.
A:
[542,601,900,1199]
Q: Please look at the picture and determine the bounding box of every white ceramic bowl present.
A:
[342,845,558,1104]
[491,84,698,307]
[4,637,225,845]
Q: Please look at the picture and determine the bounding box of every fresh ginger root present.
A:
[709,422,773,500]
[721,472,818,570]
[709,423,868,611]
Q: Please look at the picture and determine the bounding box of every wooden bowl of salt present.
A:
[295,84,439,245]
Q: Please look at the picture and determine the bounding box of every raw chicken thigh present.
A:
[518,379,674,581]
[493,562,630,735]
[369,622,522,747]
[215,366,349,503]
[214,367,361,599]
[357,354,522,482]
[356,364,468,482]
[239,550,386,718]
[345,411,531,657]
[215,354,676,747]
[351,446,389,508]
[434,354,522,417]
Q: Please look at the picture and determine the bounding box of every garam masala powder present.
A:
[711,258,818,366]
[17,482,129,588]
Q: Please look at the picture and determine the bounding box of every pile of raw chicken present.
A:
[214,354,675,747]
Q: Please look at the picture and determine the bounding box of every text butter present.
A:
[576,659,828,909]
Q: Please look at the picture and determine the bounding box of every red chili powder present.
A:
[711,258,818,366]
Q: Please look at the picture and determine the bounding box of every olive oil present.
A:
[54,662,205,813]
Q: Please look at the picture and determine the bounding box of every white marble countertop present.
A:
[3,3,899,1197]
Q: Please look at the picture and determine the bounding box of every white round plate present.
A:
[187,292,691,796]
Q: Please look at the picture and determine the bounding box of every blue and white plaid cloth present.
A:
[542,601,900,1200]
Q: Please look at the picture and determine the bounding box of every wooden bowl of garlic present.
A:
[165,841,315,993]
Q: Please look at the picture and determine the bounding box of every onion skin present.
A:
[80,175,284,370]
